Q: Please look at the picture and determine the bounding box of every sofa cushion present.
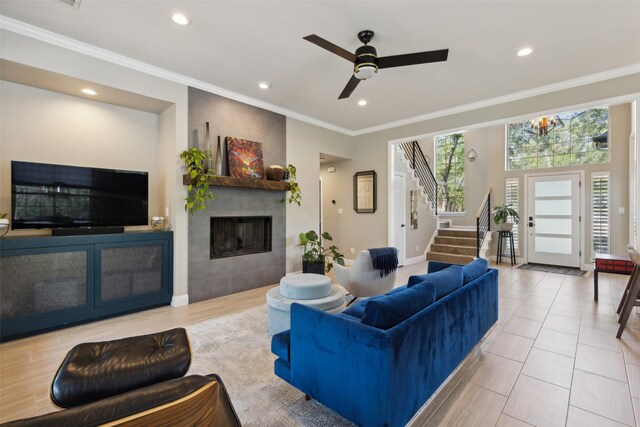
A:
[342,285,408,319]
[407,265,464,300]
[462,258,488,284]
[361,281,436,329]
[271,330,290,362]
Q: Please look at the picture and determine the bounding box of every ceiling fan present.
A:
[303,30,449,100]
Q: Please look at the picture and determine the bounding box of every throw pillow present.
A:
[361,281,436,330]
[461,258,488,284]
[407,265,464,300]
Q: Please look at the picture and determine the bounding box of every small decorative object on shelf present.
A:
[0,212,9,238]
[266,165,285,181]
[151,216,167,231]
[205,122,213,172]
[214,135,223,175]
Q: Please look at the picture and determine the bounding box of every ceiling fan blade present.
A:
[303,34,356,63]
[378,49,449,69]
[338,75,361,99]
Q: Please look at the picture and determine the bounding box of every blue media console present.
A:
[0,231,173,341]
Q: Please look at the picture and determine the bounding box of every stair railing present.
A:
[398,141,438,214]
[475,188,492,258]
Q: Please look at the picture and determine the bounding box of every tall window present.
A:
[505,178,520,255]
[435,132,465,213]
[507,107,609,170]
[592,172,610,257]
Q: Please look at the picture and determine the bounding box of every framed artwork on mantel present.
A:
[226,137,265,179]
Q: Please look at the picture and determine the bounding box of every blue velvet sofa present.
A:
[271,260,498,427]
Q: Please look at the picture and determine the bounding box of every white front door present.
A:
[526,173,581,267]
[393,173,406,266]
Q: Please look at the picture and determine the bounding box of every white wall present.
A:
[394,151,437,262]
[0,81,161,235]
[0,30,190,301]
[286,118,352,272]
[335,73,640,255]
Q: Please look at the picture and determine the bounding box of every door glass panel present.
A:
[535,236,572,254]
[535,180,572,197]
[535,218,572,235]
[535,199,572,216]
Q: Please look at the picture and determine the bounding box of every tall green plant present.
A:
[180,147,216,214]
[298,230,344,273]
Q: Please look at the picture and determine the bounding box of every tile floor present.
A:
[424,263,640,427]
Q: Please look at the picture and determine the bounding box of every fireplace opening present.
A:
[210,216,272,259]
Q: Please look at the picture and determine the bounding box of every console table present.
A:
[594,254,633,302]
[0,231,173,341]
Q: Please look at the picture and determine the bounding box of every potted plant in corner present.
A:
[298,230,345,274]
[492,203,519,231]
[180,147,216,214]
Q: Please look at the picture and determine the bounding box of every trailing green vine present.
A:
[283,164,302,206]
[180,148,216,214]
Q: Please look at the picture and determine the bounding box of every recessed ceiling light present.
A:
[358,99,367,106]
[258,81,271,90]
[517,47,533,57]
[81,88,97,95]
[172,14,190,25]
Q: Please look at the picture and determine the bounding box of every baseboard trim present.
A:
[171,294,189,307]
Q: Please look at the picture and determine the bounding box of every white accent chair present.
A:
[334,250,397,302]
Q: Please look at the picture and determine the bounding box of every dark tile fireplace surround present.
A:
[188,188,285,303]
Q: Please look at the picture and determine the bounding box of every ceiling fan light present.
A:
[354,65,377,80]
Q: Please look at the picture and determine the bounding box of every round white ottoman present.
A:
[267,273,346,335]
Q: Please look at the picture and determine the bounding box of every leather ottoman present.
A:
[51,328,191,408]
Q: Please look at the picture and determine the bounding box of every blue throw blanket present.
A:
[368,247,399,278]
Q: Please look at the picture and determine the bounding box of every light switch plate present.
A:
[619,207,625,214]
[338,208,343,215]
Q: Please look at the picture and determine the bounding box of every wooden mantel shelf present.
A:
[182,174,291,191]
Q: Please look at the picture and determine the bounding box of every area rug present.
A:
[185,305,354,426]
[517,263,587,276]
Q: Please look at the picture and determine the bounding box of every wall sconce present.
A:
[466,149,477,162]
[327,166,336,173]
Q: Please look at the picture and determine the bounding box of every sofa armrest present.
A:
[289,303,392,425]
[333,263,350,287]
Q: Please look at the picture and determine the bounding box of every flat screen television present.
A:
[11,161,148,230]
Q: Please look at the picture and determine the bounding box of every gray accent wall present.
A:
[187,87,286,302]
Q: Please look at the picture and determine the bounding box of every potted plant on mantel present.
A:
[0,213,9,238]
[180,147,216,214]
[283,164,302,206]
[492,203,520,231]
[298,230,345,274]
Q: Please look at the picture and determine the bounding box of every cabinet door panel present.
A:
[96,242,167,305]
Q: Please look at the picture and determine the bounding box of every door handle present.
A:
[401,224,405,228]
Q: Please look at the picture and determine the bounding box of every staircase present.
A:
[427,228,478,264]
[396,141,491,262]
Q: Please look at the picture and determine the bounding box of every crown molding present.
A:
[0,15,355,136]
[352,62,640,136]
[2,15,639,138]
